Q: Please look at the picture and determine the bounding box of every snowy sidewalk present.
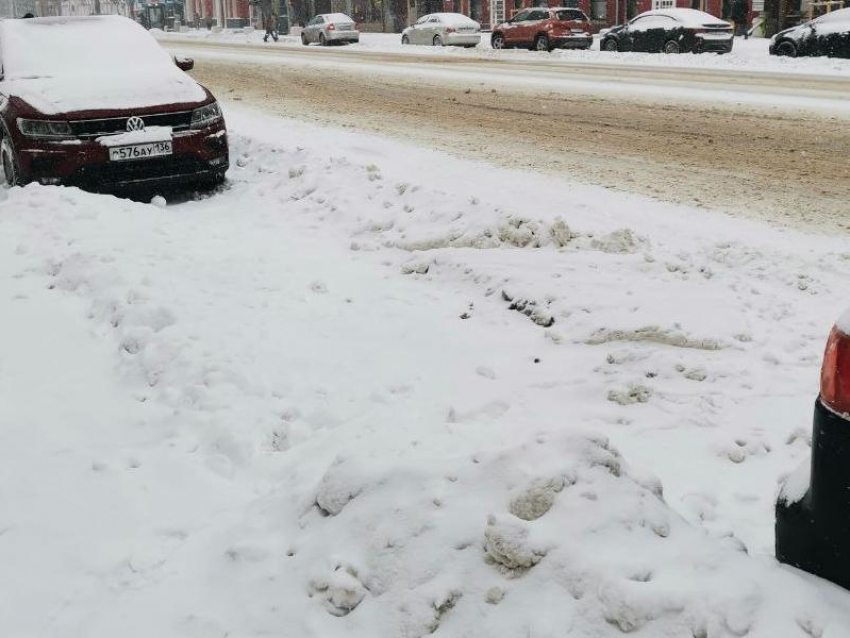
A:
[1,106,850,636]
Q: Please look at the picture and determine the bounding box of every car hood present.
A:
[2,68,207,117]
[772,22,813,41]
[607,24,626,34]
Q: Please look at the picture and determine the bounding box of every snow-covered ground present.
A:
[155,27,850,77]
[2,105,850,637]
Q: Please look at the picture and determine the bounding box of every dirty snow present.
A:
[2,105,850,637]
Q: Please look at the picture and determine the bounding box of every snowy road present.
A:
[3,107,850,636]
[163,37,850,234]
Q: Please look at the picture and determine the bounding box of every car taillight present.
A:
[328,23,336,31]
[446,26,456,33]
[821,325,850,415]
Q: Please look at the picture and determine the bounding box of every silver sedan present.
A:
[401,13,481,48]
[301,13,360,46]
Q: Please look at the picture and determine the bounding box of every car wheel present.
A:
[602,38,618,52]
[533,34,550,52]
[491,33,505,49]
[776,40,798,57]
[319,33,327,46]
[1,137,21,187]
[433,35,444,47]
[663,39,681,54]
[401,34,410,45]
[301,33,308,45]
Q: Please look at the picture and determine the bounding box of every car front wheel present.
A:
[663,39,681,54]
[602,38,618,52]
[1,137,21,187]
[491,33,506,49]
[776,40,798,57]
[402,34,410,45]
[301,33,308,45]
[434,35,444,47]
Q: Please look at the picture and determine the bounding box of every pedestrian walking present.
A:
[259,0,279,42]
[731,0,749,38]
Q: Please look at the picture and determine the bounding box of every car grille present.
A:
[71,155,207,186]
[69,111,194,140]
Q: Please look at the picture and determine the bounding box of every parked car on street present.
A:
[769,8,850,58]
[0,16,228,191]
[301,13,360,46]
[600,9,734,54]
[491,7,592,51]
[401,13,481,47]
[776,309,850,591]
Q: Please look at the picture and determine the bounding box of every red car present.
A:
[491,7,593,51]
[0,16,228,192]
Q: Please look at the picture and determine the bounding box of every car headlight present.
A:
[190,101,223,130]
[17,118,74,140]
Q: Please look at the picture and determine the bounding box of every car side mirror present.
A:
[175,57,195,71]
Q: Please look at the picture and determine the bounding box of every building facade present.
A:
[59,0,128,16]
[286,0,726,32]
[0,0,37,17]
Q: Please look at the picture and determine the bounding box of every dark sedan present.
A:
[0,16,228,192]
[770,8,850,58]
[600,8,733,54]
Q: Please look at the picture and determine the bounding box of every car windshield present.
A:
[0,16,175,81]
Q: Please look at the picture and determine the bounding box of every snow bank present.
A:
[2,106,850,636]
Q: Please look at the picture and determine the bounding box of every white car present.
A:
[301,13,360,46]
[401,13,481,48]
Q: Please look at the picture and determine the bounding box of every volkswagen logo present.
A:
[126,116,146,132]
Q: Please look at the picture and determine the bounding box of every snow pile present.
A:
[2,107,850,636]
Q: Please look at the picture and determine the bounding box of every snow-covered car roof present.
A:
[416,13,478,24]
[318,13,354,22]
[424,12,479,23]
[633,8,729,26]
[0,15,207,114]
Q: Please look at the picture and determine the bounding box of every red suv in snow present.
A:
[0,16,228,192]
[491,7,593,51]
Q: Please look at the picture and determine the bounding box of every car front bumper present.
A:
[696,35,734,52]
[552,33,593,49]
[327,30,359,42]
[16,123,229,191]
[444,33,481,46]
[776,398,850,590]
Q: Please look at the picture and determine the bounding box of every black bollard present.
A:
[776,324,850,590]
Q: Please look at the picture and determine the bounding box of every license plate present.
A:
[109,141,173,162]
